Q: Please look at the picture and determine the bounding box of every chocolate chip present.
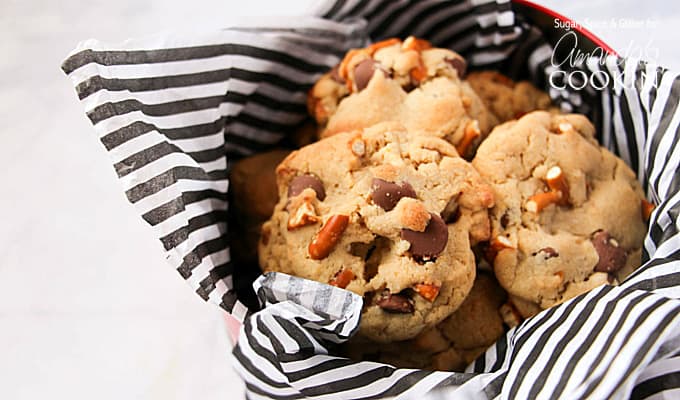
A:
[591,230,627,273]
[446,57,467,78]
[376,291,414,313]
[354,59,387,91]
[330,65,344,83]
[535,247,559,259]
[500,213,510,228]
[401,213,448,261]
[288,174,326,201]
[354,59,376,91]
[440,197,460,224]
[371,178,416,211]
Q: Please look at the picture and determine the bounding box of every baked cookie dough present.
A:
[343,272,507,371]
[466,71,553,123]
[259,122,495,342]
[229,149,291,265]
[307,37,498,158]
[472,111,651,319]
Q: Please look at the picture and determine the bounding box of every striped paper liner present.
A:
[62,0,680,398]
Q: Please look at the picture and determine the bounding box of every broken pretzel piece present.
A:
[414,283,440,302]
[349,136,366,157]
[455,120,481,157]
[409,58,428,83]
[308,215,350,260]
[641,199,655,221]
[526,166,571,213]
[484,235,515,263]
[526,191,563,213]
[287,196,320,230]
[545,166,570,206]
[367,38,402,54]
[401,36,432,83]
[329,268,355,289]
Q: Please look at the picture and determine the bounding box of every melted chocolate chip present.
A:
[363,237,388,281]
[401,214,448,261]
[349,242,373,259]
[288,174,326,200]
[371,178,416,211]
[592,230,627,273]
[440,197,460,224]
[446,57,467,78]
[354,59,387,91]
[354,59,376,91]
[376,291,414,313]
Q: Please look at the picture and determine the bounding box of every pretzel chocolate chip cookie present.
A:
[466,71,553,123]
[259,122,495,342]
[472,111,649,319]
[308,37,498,158]
[343,272,507,371]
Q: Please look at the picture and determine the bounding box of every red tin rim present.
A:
[512,0,619,56]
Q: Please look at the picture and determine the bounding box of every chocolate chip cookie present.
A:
[229,149,292,265]
[343,272,507,371]
[258,122,495,342]
[466,71,553,123]
[472,111,651,319]
[308,37,498,158]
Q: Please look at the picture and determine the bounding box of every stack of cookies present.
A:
[230,37,653,371]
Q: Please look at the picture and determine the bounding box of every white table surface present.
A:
[1,1,677,399]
